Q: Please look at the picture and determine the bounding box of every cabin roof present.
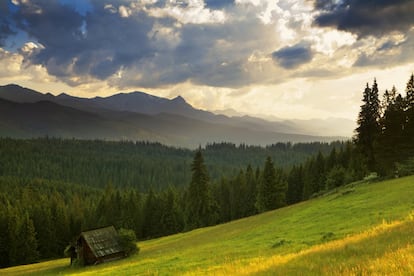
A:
[80,226,124,258]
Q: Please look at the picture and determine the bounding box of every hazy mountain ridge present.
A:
[0,84,350,147]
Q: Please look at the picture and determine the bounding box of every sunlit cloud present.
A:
[0,0,413,121]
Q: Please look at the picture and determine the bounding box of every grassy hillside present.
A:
[2,175,414,275]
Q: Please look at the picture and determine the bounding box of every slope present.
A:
[0,96,342,148]
[0,84,351,142]
[2,175,414,275]
[0,98,158,142]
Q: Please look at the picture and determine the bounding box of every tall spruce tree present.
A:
[7,210,39,266]
[354,80,381,172]
[403,74,414,158]
[274,167,288,208]
[229,170,247,220]
[406,74,414,107]
[0,205,9,267]
[216,177,231,223]
[185,149,216,229]
[286,165,304,204]
[143,189,164,238]
[18,213,39,265]
[159,187,184,235]
[256,156,284,212]
[377,87,405,174]
[244,164,257,216]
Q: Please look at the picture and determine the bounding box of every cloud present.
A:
[144,0,227,24]
[115,13,278,89]
[0,22,15,47]
[272,42,313,69]
[0,46,58,85]
[0,1,16,47]
[204,0,235,10]
[10,0,155,85]
[3,0,411,93]
[5,0,278,89]
[313,0,414,37]
[353,30,414,68]
[2,0,322,90]
[377,41,397,52]
[107,2,282,89]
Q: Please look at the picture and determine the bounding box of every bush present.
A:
[396,157,414,177]
[118,228,140,256]
[325,166,346,189]
[321,232,335,242]
[363,172,379,181]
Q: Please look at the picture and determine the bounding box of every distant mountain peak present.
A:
[4,83,23,89]
[172,95,186,103]
[3,83,36,93]
[57,92,71,98]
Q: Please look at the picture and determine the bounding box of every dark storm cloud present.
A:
[204,0,235,10]
[10,0,154,83]
[0,22,15,47]
[272,43,313,69]
[4,0,274,89]
[314,0,414,37]
[0,1,16,47]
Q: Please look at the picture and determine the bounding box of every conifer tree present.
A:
[302,157,315,199]
[403,74,414,158]
[19,213,40,264]
[377,88,405,174]
[302,151,326,199]
[31,204,54,258]
[0,206,11,267]
[7,208,19,266]
[381,86,397,115]
[143,188,162,238]
[315,151,327,192]
[274,167,288,208]
[325,148,337,172]
[354,80,381,172]
[216,177,231,223]
[125,191,143,238]
[244,164,257,216]
[229,170,246,220]
[256,156,283,212]
[7,210,39,266]
[159,187,184,235]
[185,149,216,229]
[406,74,414,107]
[286,165,304,204]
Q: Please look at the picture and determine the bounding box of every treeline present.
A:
[354,74,414,176]
[0,138,339,191]
[0,178,100,267]
[0,142,357,268]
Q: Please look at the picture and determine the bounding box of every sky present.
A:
[0,0,414,121]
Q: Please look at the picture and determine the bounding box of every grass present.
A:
[1,175,414,275]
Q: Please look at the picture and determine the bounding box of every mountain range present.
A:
[0,84,354,148]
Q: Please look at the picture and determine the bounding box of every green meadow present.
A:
[2,175,414,275]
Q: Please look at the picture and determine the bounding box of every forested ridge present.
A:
[1,74,414,268]
[0,138,338,190]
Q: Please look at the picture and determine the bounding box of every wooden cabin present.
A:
[71,226,126,265]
